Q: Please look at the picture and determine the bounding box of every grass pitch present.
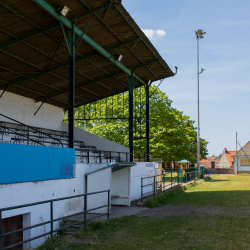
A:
[36,175,250,250]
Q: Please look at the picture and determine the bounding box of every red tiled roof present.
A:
[225,150,236,166]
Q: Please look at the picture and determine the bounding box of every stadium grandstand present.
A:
[0,0,176,249]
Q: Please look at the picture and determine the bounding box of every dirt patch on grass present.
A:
[66,236,97,244]
[136,205,250,217]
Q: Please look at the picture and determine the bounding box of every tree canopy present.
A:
[69,86,208,163]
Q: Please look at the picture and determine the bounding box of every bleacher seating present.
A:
[0,121,123,164]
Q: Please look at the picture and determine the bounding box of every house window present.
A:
[240,159,250,165]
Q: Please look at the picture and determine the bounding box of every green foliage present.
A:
[67,86,208,163]
[145,188,185,208]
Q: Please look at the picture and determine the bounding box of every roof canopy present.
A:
[0,0,174,110]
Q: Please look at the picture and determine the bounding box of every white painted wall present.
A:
[87,168,111,214]
[62,122,129,156]
[234,157,250,174]
[130,162,157,201]
[218,153,230,168]
[0,162,110,249]
[0,91,64,131]
[111,168,131,206]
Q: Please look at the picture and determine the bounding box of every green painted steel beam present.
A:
[31,0,144,84]
[1,36,139,89]
[114,5,174,77]
[0,2,116,51]
[0,23,59,51]
[78,1,157,80]
[132,60,159,70]
[152,75,173,83]
[0,66,69,106]
[36,71,124,102]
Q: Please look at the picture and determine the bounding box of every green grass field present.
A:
[36,175,250,250]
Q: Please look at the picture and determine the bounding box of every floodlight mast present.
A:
[195,29,206,173]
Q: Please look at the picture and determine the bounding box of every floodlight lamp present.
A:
[147,80,152,86]
[195,29,203,35]
[114,54,123,62]
[57,5,70,17]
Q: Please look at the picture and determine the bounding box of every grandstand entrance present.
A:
[1,215,23,250]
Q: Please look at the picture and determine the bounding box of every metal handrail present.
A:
[141,170,179,201]
[0,189,110,250]
[0,113,63,147]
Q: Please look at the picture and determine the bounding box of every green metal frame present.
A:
[31,0,144,84]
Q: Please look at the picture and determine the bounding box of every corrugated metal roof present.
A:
[0,0,174,110]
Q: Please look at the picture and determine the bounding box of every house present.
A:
[233,141,250,174]
[200,157,221,169]
[219,148,236,168]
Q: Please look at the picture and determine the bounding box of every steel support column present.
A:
[146,85,150,162]
[68,22,75,148]
[129,73,134,162]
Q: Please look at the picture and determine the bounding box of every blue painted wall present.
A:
[0,143,75,184]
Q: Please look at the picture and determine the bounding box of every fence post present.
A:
[141,178,143,202]
[108,190,110,220]
[177,170,179,185]
[50,201,53,238]
[84,194,87,225]
[154,176,156,196]
[171,171,172,188]
[0,210,2,250]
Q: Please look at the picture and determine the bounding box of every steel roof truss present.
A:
[31,0,144,84]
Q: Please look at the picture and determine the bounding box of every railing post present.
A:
[99,151,101,163]
[27,127,29,145]
[141,178,143,202]
[50,201,53,238]
[0,210,2,250]
[108,190,110,220]
[84,194,87,225]
[154,176,156,196]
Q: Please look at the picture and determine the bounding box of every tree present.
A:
[69,86,208,163]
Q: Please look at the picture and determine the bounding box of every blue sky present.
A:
[123,0,250,156]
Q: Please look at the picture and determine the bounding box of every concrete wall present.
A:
[0,91,64,131]
[111,168,131,206]
[130,162,157,201]
[0,143,75,184]
[62,122,129,156]
[87,167,111,213]
[0,162,110,249]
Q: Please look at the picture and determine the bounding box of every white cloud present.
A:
[142,29,166,40]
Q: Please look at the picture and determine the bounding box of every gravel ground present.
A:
[136,205,250,217]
